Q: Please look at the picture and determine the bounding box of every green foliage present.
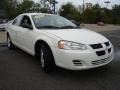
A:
[59,3,120,24]
[16,0,34,14]
[112,5,120,24]
[59,3,81,21]
[3,0,54,19]
[3,0,34,19]
[4,0,17,19]
[0,0,5,9]
[2,0,120,24]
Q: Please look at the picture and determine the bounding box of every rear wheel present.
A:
[7,36,15,49]
[39,43,55,72]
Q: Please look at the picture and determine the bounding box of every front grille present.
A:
[96,50,105,56]
[90,43,103,49]
[91,56,111,65]
[73,60,82,66]
[108,48,111,53]
[104,42,110,46]
[90,42,112,57]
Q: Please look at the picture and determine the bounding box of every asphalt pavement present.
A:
[0,30,120,90]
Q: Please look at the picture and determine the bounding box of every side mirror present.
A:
[21,23,33,30]
[75,22,80,26]
[70,20,80,26]
[73,21,80,26]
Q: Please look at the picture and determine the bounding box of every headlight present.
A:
[58,40,87,50]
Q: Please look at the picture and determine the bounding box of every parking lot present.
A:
[0,25,120,90]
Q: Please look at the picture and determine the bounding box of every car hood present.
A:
[45,28,109,44]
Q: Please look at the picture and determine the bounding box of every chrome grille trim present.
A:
[91,56,111,65]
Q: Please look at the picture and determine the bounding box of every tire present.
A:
[40,43,55,72]
[7,35,15,49]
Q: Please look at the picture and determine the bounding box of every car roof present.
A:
[20,13,54,16]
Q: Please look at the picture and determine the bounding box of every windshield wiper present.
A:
[60,26,79,29]
[37,26,60,29]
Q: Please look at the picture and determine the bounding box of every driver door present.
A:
[17,15,35,54]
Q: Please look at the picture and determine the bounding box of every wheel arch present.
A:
[34,39,54,56]
[34,39,56,64]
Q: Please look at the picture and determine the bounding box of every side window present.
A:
[12,16,23,26]
[20,15,33,29]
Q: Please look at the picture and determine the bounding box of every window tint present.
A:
[12,16,23,26]
[32,15,77,29]
[20,15,32,29]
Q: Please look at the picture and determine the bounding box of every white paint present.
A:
[7,13,114,70]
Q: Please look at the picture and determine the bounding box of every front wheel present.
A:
[40,43,55,72]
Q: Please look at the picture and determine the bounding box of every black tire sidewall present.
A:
[7,36,15,49]
[40,43,55,72]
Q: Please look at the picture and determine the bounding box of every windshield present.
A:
[32,15,78,29]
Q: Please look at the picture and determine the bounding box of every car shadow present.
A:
[2,46,119,81]
[50,65,113,79]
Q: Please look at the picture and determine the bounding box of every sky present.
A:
[33,0,120,10]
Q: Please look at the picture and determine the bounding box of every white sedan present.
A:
[6,13,114,72]
[0,23,7,31]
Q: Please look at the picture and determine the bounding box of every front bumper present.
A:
[52,46,113,70]
[0,27,6,31]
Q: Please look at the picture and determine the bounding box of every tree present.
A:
[16,0,34,14]
[3,0,17,19]
[102,8,112,24]
[82,4,113,24]
[28,0,54,14]
[59,2,120,24]
[3,0,34,19]
[83,8,97,23]
[112,5,120,24]
[59,3,81,21]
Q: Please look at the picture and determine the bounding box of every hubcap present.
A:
[41,48,45,68]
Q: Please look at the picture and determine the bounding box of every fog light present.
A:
[72,60,83,66]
